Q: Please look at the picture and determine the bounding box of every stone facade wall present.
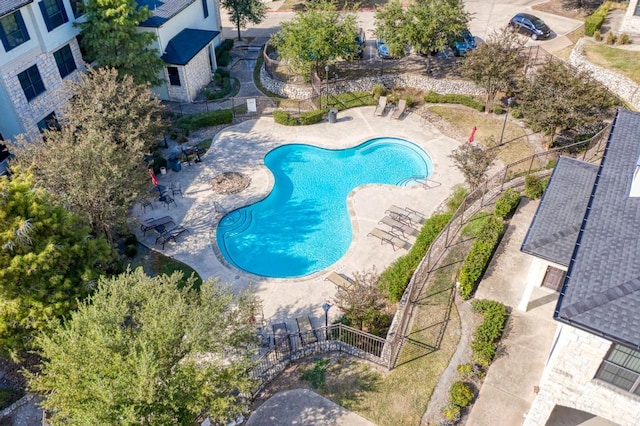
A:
[167,46,212,103]
[260,66,484,100]
[569,38,640,111]
[621,0,640,34]
[1,37,85,141]
[524,325,640,426]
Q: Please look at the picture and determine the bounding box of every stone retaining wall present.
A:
[569,38,640,111]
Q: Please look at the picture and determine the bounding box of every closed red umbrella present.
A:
[468,126,477,143]
[149,169,158,186]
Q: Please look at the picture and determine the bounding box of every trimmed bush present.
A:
[424,91,484,112]
[509,108,523,119]
[471,299,509,366]
[605,30,617,45]
[189,110,233,128]
[524,175,545,199]
[458,216,505,299]
[372,83,386,98]
[217,50,231,67]
[593,29,602,42]
[273,110,298,126]
[442,404,461,422]
[215,39,234,66]
[493,105,504,114]
[447,186,468,212]
[618,33,630,45]
[379,212,453,301]
[584,2,610,36]
[494,188,520,219]
[299,110,324,125]
[449,381,474,407]
[456,363,474,380]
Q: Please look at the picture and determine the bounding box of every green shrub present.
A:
[151,151,167,174]
[301,358,329,389]
[372,83,386,98]
[449,381,474,407]
[458,216,505,299]
[593,29,602,41]
[217,50,231,67]
[203,88,214,100]
[424,91,484,112]
[216,68,231,78]
[584,2,610,36]
[441,404,461,422]
[471,299,509,366]
[379,212,452,301]
[605,30,617,45]
[273,110,299,126]
[545,159,557,170]
[494,188,520,219]
[509,108,523,119]
[461,211,492,238]
[524,175,545,199]
[125,244,138,258]
[299,109,324,125]
[493,105,504,114]
[189,110,233,129]
[456,363,474,380]
[447,186,468,212]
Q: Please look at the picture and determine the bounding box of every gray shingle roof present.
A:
[555,109,640,350]
[161,28,218,65]
[521,157,598,266]
[136,0,195,27]
[0,0,32,18]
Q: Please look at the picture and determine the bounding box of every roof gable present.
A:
[136,0,195,27]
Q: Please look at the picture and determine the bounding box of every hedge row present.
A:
[215,39,234,67]
[494,188,520,219]
[470,299,509,366]
[457,215,505,300]
[273,109,325,126]
[585,2,611,36]
[379,212,453,302]
[175,109,233,131]
[424,91,485,112]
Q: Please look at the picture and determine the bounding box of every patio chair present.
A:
[296,315,318,345]
[367,227,411,251]
[374,96,387,116]
[170,182,183,197]
[159,194,177,209]
[379,215,418,238]
[139,216,174,234]
[154,225,189,249]
[391,99,407,120]
[325,271,354,289]
[385,205,426,226]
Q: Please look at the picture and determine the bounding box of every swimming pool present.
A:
[216,137,432,278]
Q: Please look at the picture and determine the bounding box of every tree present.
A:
[0,171,115,362]
[11,68,165,241]
[449,143,495,190]
[220,0,266,41]
[29,269,260,425]
[460,27,526,112]
[375,0,469,64]
[77,0,165,85]
[517,59,617,148]
[270,0,359,76]
[333,268,390,333]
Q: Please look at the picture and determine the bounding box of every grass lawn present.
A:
[427,105,535,168]
[582,43,640,85]
[126,244,203,289]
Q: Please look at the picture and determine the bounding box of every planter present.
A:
[160,167,167,175]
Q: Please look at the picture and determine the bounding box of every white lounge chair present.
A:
[385,205,426,226]
[325,271,354,288]
[367,227,410,251]
[374,96,387,116]
[391,99,407,119]
[379,215,418,237]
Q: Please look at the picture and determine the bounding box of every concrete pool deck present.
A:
[134,106,465,329]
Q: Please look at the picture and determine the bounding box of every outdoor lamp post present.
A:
[499,97,514,146]
[322,302,331,340]
[325,65,329,109]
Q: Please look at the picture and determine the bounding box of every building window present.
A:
[39,0,69,31]
[202,0,209,18]
[54,44,76,78]
[69,0,84,18]
[18,65,46,102]
[167,67,180,86]
[596,344,640,395]
[0,11,30,52]
[37,112,60,133]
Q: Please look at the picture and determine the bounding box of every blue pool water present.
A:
[216,137,432,278]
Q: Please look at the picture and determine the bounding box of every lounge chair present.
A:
[379,215,418,238]
[391,99,407,120]
[325,271,354,289]
[170,182,183,197]
[374,96,387,116]
[154,225,188,249]
[385,205,426,226]
[367,227,411,251]
[271,322,290,350]
[159,194,177,209]
[296,316,318,345]
[139,216,174,234]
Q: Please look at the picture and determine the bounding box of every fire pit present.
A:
[211,172,250,194]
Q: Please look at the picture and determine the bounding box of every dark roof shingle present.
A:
[136,0,194,27]
[0,0,32,18]
[554,109,640,350]
[161,28,218,65]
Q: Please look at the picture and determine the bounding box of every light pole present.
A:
[324,65,329,109]
[322,302,331,340]
[499,97,514,146]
